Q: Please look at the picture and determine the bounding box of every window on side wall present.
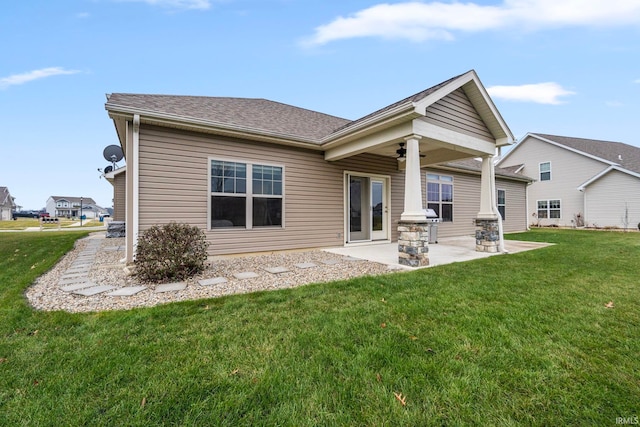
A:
[497,189,506,220]
[426,173,453,222]
[539,162,551,181]
[210,159,283,229]
[537,199,561,219]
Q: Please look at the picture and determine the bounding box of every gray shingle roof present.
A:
[534,133,640,174]
[105,72,471,144]
[106,94,351,143]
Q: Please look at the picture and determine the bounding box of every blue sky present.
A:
[2,0,639,210]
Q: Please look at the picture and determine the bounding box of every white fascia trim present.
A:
[104,165,126,180]
[577,165,640,191]
[106,107,324,151]
[320,102,418,148]
[511,133,620,168]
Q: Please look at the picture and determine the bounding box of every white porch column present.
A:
[401,135,426,222]
[477,155,498,220]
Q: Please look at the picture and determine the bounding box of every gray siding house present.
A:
[498,133,640,229]
[105,70,530,265]
[0,187,16,221]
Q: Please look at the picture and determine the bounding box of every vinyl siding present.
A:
[424,168,528,237]
[584,170,640,228]
[424,88,494,142]
[137,125,406,256]
[500,136,609,227]
[113,172,126,221]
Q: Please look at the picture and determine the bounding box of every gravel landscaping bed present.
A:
[26,234,395,313]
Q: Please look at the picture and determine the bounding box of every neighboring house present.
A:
[0,187,16,221]
[105,70,528,265]
[498,133,640,229]
[46,196,98,218]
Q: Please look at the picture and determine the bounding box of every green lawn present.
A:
[1,229,638,426]
[0,218,103,230]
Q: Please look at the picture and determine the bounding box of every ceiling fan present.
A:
[395,142,425,160]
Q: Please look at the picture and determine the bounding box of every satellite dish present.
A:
[104,165,114,174]
[103,145,124,163]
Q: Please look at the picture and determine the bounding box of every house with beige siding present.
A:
[105,70,530,266]
[498,133,640,229]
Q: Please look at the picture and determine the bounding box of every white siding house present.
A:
[498,133,640,229]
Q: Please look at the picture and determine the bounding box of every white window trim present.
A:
[497,188,506,220]
[426,173,454,222]
[539,161,552,181]
[536,198,561,219]
[208,156,285,231]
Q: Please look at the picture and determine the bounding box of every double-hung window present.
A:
[426,174,453,222]
[210,159,283,229]
[539,162,551,181]
[497,189,506,220]
[537,199,561,219]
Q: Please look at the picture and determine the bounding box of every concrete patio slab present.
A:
[198,277,228,286]
[264,266,290,274]
[72,285,116,296]
[294,262,317,269]
[155,282,187,292]
[106,286,147,296]
[233,272,259,279]
[324,236,553,269]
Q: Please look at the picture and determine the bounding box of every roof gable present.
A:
[577,165,640,190]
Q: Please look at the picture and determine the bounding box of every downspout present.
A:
[132,114,140,257]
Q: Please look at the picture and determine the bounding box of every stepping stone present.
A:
[321,259,340,265]
[60,273,89,281]
[66,266,90,273]
[294,262,317,269]
[61,282,96,292]
[264,266,290,274]
[106,286,147,296]
[198,277,228,286]
[233,272,259,280]
[72,285,116,296]
[102,246,123,252]
[155,282,187,293]
[71,261,93,267]
[59,276,90,285]
[343,256,363,262]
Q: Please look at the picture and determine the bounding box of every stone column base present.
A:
[475,219,499,253]
[398,221,429,267]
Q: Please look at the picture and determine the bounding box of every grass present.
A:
[0,218,103,230]
[0,229,638,426]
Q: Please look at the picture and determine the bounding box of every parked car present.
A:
[12,211,40,219]
[39,212,50,218]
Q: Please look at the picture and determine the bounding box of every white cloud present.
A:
[487,82,576,105]
[303,0,640,46]
[605,100,624,107]
[634,79,640,84]
[76,12,90,18]
[117,0,211,10]
[0,67,81,90]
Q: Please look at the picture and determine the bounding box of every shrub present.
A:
[135,222,209,283]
